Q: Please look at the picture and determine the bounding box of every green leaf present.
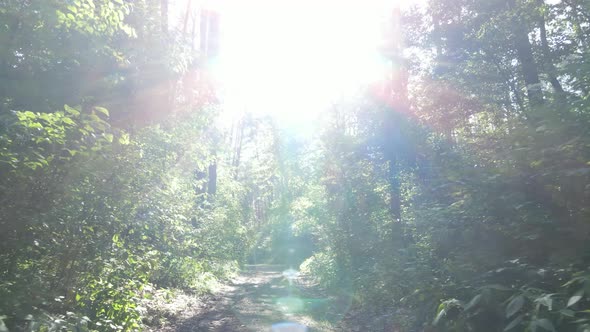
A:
[563,276,586,287]
[482,284,512,291]
[64,105,80,116]
[504,314,523,331]
[118,133,130,145]
[534,318,555,332]
[464,294,482,312]
[535,125,547,132]
[94,107,110,117]
[62,117,76,126]
[433,308,446,325]
[83,124,95,133]
[568,289,584,307]
[104,133,114,143]
[506,295,525,318]
[535,294,553,310]
[559,309,575,317]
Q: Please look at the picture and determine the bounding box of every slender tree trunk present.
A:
[191,9,197,52]
[433,12,443,58]
[514,29,544,105]
[200,9,220,58]
[389,154,402,221]
[161,0,168,34]
[233,119,244,179]
[538,9,565,95]
[384,7,406,243]
[508,0,544,106]
[182,0,193,35]
[207,161,217,195]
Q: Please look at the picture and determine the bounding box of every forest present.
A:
[1,0,590,331]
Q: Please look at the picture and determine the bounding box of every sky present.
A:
[203,0,559,130]
[206,0,401,130]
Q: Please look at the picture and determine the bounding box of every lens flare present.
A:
[276,296,305,313]
[272,321,308,332]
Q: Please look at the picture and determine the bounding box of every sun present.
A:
[210,0,399,128]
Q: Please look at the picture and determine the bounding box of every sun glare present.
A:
[210,0,397,127]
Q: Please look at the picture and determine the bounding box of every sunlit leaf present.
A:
[433,308,446,325]
[64,105,80,116]
[568,290,584,307]
[94,107,110,117]
[118,133,130,145]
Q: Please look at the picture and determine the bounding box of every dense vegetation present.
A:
[0,1,276,330]
[291,1,590,331]
[1,0,590,331]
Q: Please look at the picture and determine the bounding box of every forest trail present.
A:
[156,265,351,332]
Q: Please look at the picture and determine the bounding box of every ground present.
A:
[147,265,356,332]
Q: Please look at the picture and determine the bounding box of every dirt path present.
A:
[154,265,352,331]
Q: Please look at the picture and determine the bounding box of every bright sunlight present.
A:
[4,0,587,331]
[211,0,396,126]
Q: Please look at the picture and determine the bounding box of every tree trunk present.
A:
[161,0,168,34]
[389,154,402,222]
[182,0,193,35]
[233,119,245,179]
[207,161,217,195]
[384,6,406,243]
[538,9,565,95]
[508,0,544,107]
[200,9,221,58]
[514,29,543,105]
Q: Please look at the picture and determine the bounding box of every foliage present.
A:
[0,1,264,330]
[287,0,590,331]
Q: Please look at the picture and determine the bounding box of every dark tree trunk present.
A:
[514,29,543,105]
[538,10,565,95]
[384,7,407,241]
[389,154,402,222]
[207,161,217,195]
[508,0,544,106]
